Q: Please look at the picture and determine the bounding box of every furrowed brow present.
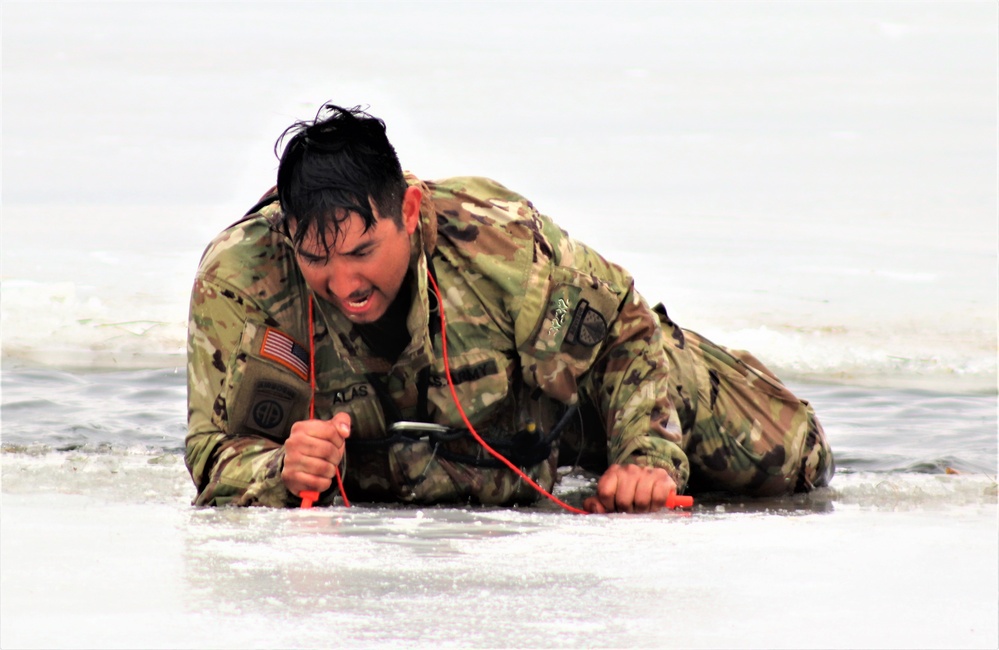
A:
[344,240,375,256]
[295,246,329,263]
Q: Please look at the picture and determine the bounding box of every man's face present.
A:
[295,188,421,324]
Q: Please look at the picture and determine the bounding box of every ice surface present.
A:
[2,452,996,649]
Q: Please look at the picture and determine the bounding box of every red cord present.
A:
[305,297,350,508]
[426,269,588,515]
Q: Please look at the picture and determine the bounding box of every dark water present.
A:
[2,366,995,476]
[806,383,998,475]
[1,366,188,453]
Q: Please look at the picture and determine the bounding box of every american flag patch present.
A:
[260,328,310,381]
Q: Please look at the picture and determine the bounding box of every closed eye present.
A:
[346,244,374,258]
[297,250,327,266]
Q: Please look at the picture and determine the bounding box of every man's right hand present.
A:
[281,412,351,496]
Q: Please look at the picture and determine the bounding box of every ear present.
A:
[401,185,422,235]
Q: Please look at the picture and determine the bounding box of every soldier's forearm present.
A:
[186,430,292,507]
[588,293,691,489]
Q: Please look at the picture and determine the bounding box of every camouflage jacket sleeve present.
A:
[511,209,690,488]
[186,273,295,508]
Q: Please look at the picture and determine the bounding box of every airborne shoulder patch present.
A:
[259,328,310,381]
[564,299,607,347]
[245,380,301,439]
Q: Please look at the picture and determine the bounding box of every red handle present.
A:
[299,490,320,509]
[666,492,694,509]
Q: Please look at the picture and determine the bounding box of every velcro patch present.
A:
[330,382,372,405]
[260,328,310,381]
[246,380,300,438]
[564,299,607,347]
[428,359,499,388]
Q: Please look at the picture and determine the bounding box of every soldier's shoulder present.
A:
[427,176,546,239]
[426,176,530,206]
[198,212,287,280]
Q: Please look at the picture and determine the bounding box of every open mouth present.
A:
[347,295,371,308]
[342,290,374,312]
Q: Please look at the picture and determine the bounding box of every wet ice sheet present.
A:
[2,453,996,649]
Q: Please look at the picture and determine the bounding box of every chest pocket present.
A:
[225,321,311,442]
[426,348,514,430]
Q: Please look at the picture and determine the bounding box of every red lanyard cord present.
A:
[300,296,350,509]
[426,268,588,515]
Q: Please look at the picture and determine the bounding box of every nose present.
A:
[326,259,364,299]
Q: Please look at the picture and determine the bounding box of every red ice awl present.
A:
[299,490,319,509]
[666,492,694,509]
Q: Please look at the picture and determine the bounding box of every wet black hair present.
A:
[275,103,407,256]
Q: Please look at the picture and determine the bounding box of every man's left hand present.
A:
[583,464,678,514]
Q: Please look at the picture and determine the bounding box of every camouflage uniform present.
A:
[186,176,833,507]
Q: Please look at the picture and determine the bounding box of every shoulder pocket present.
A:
[226,321,311,441]
[521,266,623,361]
[517,267,625,402]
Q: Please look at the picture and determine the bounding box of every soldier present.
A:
[185,104,833,511]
